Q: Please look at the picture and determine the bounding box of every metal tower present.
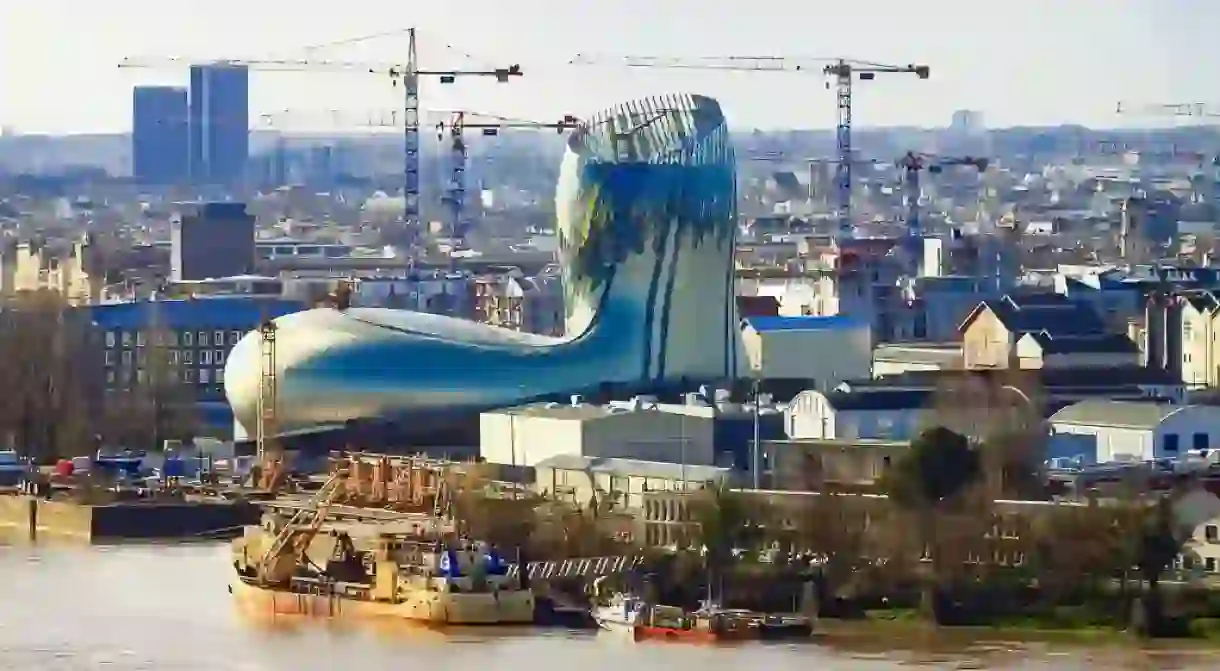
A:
[568,54,930,241]
[256,320,277,461]
[433,111,579,267]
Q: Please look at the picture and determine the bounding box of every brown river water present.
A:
[0,540,1216,670]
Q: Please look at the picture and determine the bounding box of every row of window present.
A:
[105,330,246,349]
[105,349,228,367]
[105,367,226,385]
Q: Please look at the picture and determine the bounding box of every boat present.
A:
[230,469,537,627]
[592,596,814,643]
[592,590,646,635]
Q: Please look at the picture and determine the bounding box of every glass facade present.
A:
[132,86,188,184]
[188,64,250,184]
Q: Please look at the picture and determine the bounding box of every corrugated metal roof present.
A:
[744,315,862,332]
[1049,400,1184,430]
[534,454,730,482]
[80,297,304,330]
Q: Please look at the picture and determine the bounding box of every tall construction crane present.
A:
[569,55,930,240]
[432,110,579,260]
[895,151,988,240]
[119,27,523,242]
[1116,102,1220,119]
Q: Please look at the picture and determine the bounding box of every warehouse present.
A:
[479,400,716,468]
[741,315,871,391]
[1048,400,1220,464]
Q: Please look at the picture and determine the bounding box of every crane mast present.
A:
[568,54,929,241]
[896,151,988,241]
[433,111,579,268]
[118,28,523,246]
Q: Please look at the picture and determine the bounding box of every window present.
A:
[216,368,225,383]
[198,331,209,346]
[182,331,193,346]
[168,369,179,384]
[182,369,194,383]
[105,370,116,384]
[105,331,116,348]
[1208,558,1217,573]
[200,350,212,365]
[121,350,132,366]
[214,331,225,345]
[1195,433,1210,451]
[1164,433,1180,454]
[215,350,226,364]
[136,331,146,347]
[167,331,178,346]
[231,330,242,343]
[1207,525,1218,542]
[104,351,115,366]
[168,351,179,365]
[182,350,193,364]
[199,369,210,384]
[121,331,132,347]
[137,369,147,384]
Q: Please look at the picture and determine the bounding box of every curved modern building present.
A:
[225,94,744,435]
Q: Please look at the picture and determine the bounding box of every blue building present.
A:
[132,86,188,184]
[189,63,249,184]
[83,297,303,438]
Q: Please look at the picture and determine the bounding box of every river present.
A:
[0,541,1215,670]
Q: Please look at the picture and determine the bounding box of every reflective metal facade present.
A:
[225,94,743,434]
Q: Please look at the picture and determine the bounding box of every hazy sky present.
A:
[2,0,1217,134]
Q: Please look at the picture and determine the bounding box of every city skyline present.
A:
[3,0,1219,134]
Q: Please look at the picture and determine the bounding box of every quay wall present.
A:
[0,495,257,541]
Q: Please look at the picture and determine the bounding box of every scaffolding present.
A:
[256,321,278,461]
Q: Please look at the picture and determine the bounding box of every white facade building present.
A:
[479,402,716,468]
[1049,401,1220,464]
[784,389,929,441]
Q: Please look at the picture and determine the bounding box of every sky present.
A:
[1,0,1218,134]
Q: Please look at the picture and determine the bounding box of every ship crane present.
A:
[253,467,350,586]
[896,151,988,241]
[569,54,930,241]
[119,27,523,244]
[432,111,579,266]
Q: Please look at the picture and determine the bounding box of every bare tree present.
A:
[0,291,96,460]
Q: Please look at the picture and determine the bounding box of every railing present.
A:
[509,555,645,581]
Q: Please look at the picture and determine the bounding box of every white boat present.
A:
[591,576,644,634]
[593,592,645,634]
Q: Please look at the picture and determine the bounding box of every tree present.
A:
[881,425,982,620]
[0,291,96,460]
[793,487,880,598]
[1030,499,1125,604]
[98,311,198,449]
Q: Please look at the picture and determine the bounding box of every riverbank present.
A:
[0,493,257,541]
[811,607,1220,645]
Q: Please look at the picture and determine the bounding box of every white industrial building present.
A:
[532,454,731,511]
[784,389,931,441]
[1048,401,1220,464]
[741,315,871,389]
[479,400,716,468]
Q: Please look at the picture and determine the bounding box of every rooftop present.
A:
[744,315,863,332]
[533,454,730,482]
[81,297,304,330]
[1049,400,1187,430]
